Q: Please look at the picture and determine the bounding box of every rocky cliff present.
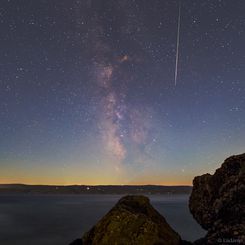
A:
[189,153,245,244]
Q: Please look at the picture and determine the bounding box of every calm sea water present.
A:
[0,194,206,245]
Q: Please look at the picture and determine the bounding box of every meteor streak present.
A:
[174,1,181,86]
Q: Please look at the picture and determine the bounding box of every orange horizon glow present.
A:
[0,179,193,186]
[0,162,196,187]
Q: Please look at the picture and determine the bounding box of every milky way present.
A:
[85,6,158,176]
[93,47,155,174]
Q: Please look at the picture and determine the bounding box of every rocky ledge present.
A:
[190,153,245,244]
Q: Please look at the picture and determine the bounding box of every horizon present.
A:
[0,182,193,187]
[1,1,244,185]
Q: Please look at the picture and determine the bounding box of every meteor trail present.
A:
[174,1,181,86]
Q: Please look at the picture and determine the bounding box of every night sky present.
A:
[1,0,244,185]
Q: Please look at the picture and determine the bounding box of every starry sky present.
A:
[0,0,245,185]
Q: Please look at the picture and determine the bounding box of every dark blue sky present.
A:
[0,0,244,185]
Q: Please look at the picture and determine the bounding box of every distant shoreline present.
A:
[0,184,192,195]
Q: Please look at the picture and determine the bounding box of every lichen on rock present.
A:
[71,195,182,245]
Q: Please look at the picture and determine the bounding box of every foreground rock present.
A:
[71,195,182,245]
[189,153,245,244]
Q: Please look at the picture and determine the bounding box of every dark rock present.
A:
[180,241,193,245]
[189,153,245,244]
[81,195,182,245]
[193,237,207,245]
[69,239,83,245]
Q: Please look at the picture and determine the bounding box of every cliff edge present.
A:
[189,153,245,244]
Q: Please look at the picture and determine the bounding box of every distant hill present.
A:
[0,184,192,195]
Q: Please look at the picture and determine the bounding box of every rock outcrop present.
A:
[189,153,245,244]
[70,239,83,245]
[71,195,182,245]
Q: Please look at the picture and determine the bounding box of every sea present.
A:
[0,194,206,245]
